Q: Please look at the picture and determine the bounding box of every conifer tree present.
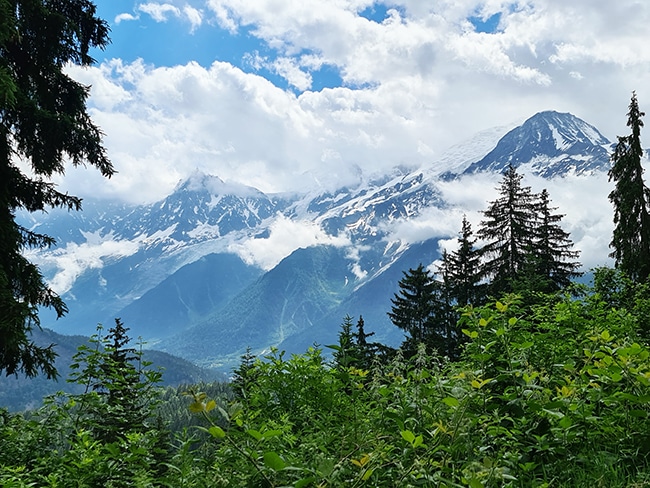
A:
[388,264,438,346]
[0,0,113,378]
[477,165,538,296]
[531,189,581,292]
[608,92,650,282]
[434,252,462,358]
[445,215,483,306]
[333,315,357,369]
[69,319,162,444]
[232,346,258,400]
[388,264,456,356]
[352,315,376,370]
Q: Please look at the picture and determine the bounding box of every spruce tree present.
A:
[477,165,538,296]
[232,346,258,400]
[608,92,650,282]
[531,189,581,292]
[388,264,456,356]
[333,315,357,369]
[0,0,113,378]
[69,319,162,444]
[435,252,462,358]
[445,215,483,306]
[352,315,376,370]
[388,264,438,346]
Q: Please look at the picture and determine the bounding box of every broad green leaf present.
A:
[508,317,518,326]
[263,451,286,471]
[542,408,564,419]
[401,430,416,444]
[205,399,216,412]
[610,372,623,382]
[442,397,460,408]
[559,416,572,429]
[247,429,262,441]
[361,468,374,481]
[209,426,226,439]
[495,301,507,312]
[469,476,485,488]
[188,402,204,413]
[262,429,283,439]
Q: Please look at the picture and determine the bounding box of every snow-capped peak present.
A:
[174,169,265,198]
[462,111,612,177]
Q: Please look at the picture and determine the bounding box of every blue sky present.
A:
[60,0,650,206]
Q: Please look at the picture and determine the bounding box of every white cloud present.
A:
[138,2,181,22]
[28,237,140,295]
[272,57,313,91]
[227,214,351,270]
[183,5,203,31]
[60,0,650,230]
[115,12,139,24]
[380,206,470,245]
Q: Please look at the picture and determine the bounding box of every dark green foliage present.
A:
[3,288,650,486]
[388,263,458,357]
[512,188,582,300]
[387,264,438,348]
[608,92,650,282]
[352,316,380,369]
[332,315,381,371]
[477,166,581,300]
[0,327,221,412]
[532,189,581,290]
[478,165,539,296]
[592,266,650,340]
[332,314,356,369]
[67,320,163,444]
[0,0,113,378]
[444,215,484,307]
[231,346,258,400]
[0,320,170,487]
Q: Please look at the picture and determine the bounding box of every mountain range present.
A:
[19,110,626,372]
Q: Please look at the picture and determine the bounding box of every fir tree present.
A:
[388,264,438,346]
[531,189,581,292]
[352,315,376,370]
[477,165,538,296]
[608,92,650,282]
[0,0,113,378]
[388,264,454,356]
[434,252,462,358]
[333,315,357,369]
[68,319,162,444]
[445,215,483,306]
[232,346,258,400]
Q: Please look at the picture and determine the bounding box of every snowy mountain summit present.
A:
[463,111,612,177]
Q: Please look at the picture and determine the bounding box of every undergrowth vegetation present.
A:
[2,278,650,487]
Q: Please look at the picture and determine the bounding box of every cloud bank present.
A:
[61,0,650,206]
